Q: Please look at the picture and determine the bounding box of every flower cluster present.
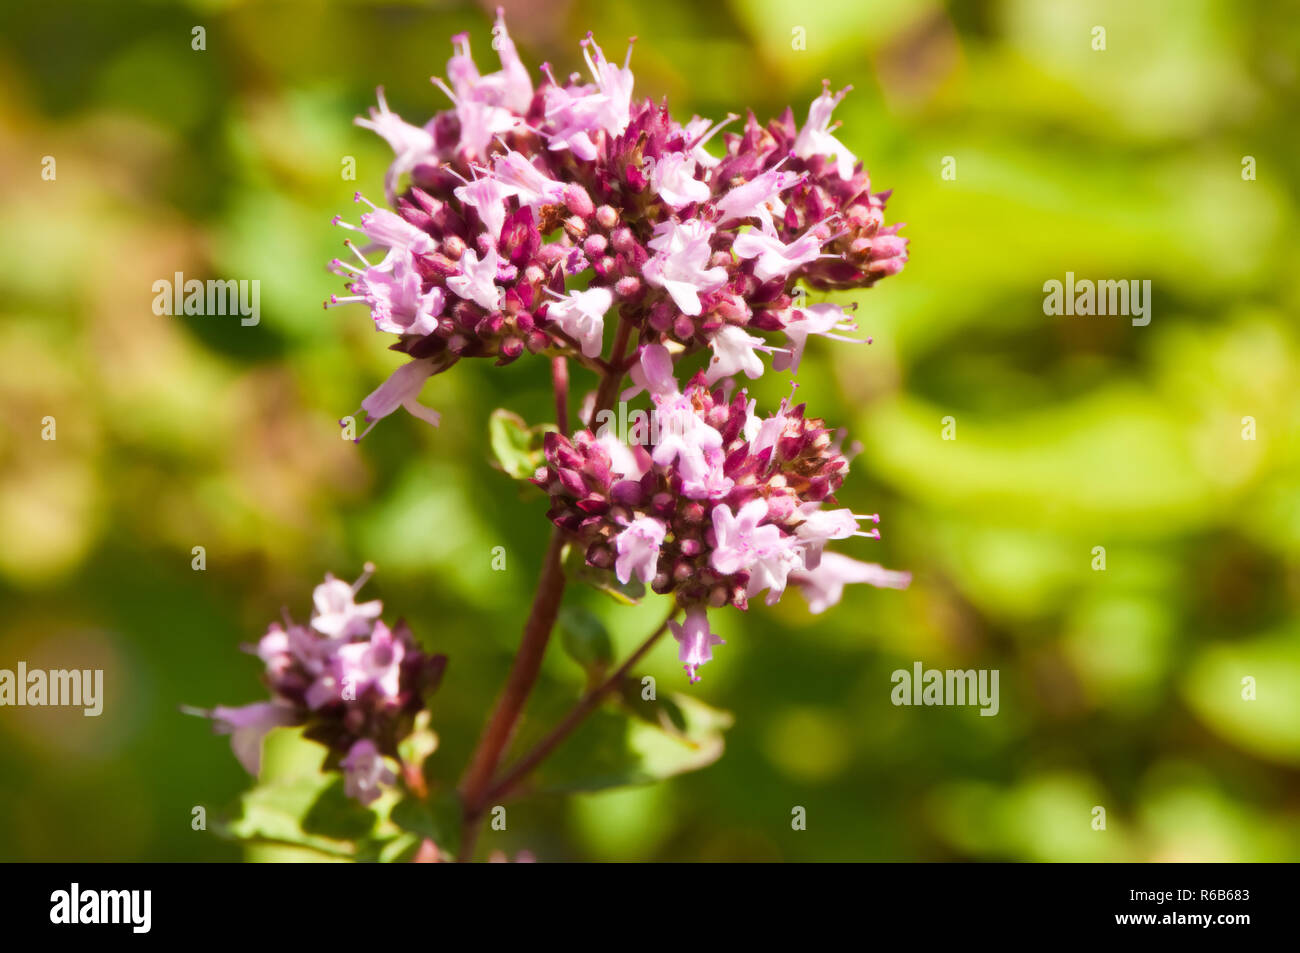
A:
[199,567,446,803]
[533,346,909,681]
[328,8,907,442]
[326,11,911,683]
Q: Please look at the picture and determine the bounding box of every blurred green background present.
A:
[2,0,1299,861]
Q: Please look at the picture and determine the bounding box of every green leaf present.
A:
[390,790,462,858]
[488,408,556,480]
[535,692,733,794]
[558,605,615,678]
[222,775,384,858]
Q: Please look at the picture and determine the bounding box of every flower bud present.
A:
[610,227,636,253]
[648,301,674,332]
[563,183,595,218]
[595,205,619,229]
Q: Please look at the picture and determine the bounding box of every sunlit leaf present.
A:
[535,693,733,794]
[488,408,556,480]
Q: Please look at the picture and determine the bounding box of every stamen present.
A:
[351,562,376,594]
[343,240,374,269]
[431,76,460,106]
[687,112,739,151]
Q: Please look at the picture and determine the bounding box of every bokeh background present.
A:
[2,0,1298,861]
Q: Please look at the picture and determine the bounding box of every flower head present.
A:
[533,356,908,677]
[322,12,912,688]
[194,568,446,803]
[329,13,906,424]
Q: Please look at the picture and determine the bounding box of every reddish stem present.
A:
[457,528,567,860]
[551,356,569,437]
[587,318,634,428]
[482,606,678,806]
[457,326,637,861]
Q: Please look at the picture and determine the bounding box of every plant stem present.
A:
[551,356,569,437]
[457,527,567,860]
[457,328,637,861]
[482,605,678,806]
[588,318,633,428]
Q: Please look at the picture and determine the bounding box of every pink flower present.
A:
[621,342,678,402]
[614,516,666,584]
[481,8,535,114]
[453,172,513,241]
[195,569,447,797]
[669,607,725,683]
[252,623,296,680]
[716,160,805,234]
[711,500,803,603]
[546,286,612,358]
[432,12,531,156]
[335,620,406,703]
[543,83,601,161]
[643,220,727,316]
[341,739,396,805]
[680,447,734,501]
[794,82,857,180]
[491,149,567,213]
[680,114,734,169]
[772,303,862,374]
[334,253,443,337]
[705,325,773,384]
[650,152,709,209]
[578,33,636,138]
[596,431,650,480]
[350,357,443,441]
[210,702,297,775]
[732,227,830,282]
[794,505,879,569]
[355,87,438,204]
[710,500,779,574]
[653,396,723,491]
[447,247,507,311]
[621,346,734,500]
[450,96,517,159]
[311,570,383,639]
[541,33,635,158]
[788,551,911,614]
[355,200,437,266]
